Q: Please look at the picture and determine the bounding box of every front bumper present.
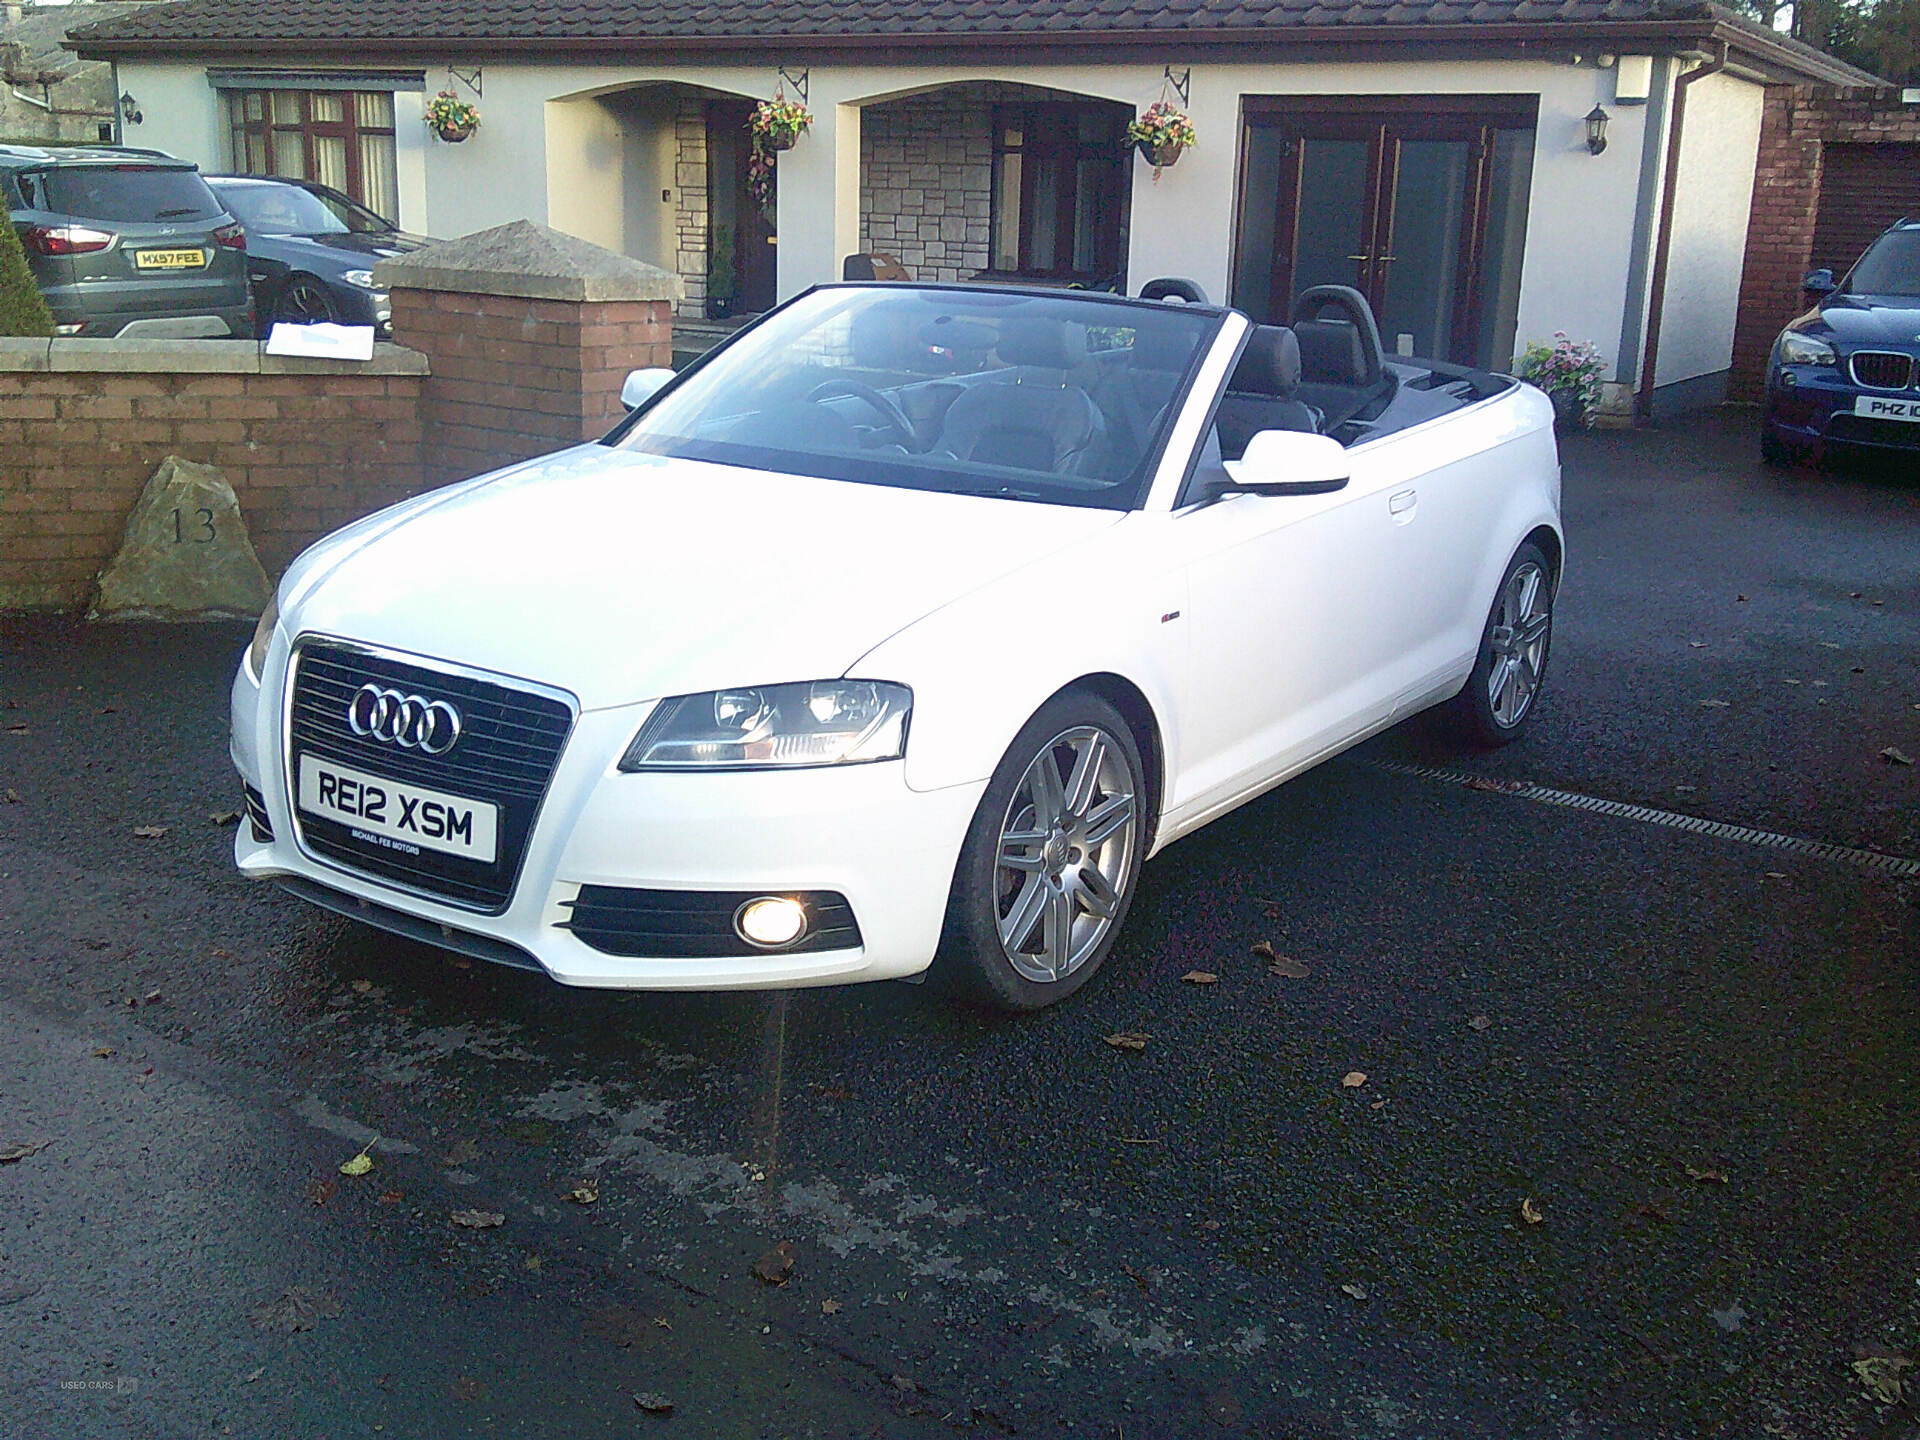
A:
[230,643,984,989]
[1765,366,1920,456]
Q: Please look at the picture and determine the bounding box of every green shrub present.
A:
[0,218,54,337]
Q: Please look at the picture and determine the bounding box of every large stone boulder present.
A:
[90,455,273,620]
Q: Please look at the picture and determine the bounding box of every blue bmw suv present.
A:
[1763,219,1920,467]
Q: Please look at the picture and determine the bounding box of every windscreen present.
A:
[212,181,347,235]
[1848,229,1920,297]
[610,287,1218,511]
[44,166,224,224]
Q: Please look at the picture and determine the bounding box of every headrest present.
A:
[1293,319,1369,387]
[1128,322,1198,374]
[995,316,1088,370]
[1138,277,1209,304]
[1227,325,1302,397]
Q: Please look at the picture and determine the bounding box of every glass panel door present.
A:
[1293,138,1376,298]
[1375,138,1472,361]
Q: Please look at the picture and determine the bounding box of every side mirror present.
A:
[1220,430,1350,497]
[620,367,677,409]
[1801,268,1837,297]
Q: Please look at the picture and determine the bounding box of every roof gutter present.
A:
[1635,38,1728,418]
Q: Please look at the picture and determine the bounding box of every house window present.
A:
[225,89,399,220]
[990,102,1128,283]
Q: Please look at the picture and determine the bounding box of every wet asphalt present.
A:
[0,409,1916,1440]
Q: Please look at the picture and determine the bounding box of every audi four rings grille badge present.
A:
[346,684,463,755]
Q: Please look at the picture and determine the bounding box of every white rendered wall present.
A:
[1653,70,1764,388]
[112,53,1763,391]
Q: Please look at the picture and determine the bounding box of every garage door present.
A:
[1812,143,1920,275]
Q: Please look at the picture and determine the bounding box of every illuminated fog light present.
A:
[735,896,807,949]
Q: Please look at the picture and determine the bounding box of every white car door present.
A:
[1162,427,1429,823]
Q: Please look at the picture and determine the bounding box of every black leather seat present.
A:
[936,319,1103,473]
[1213,324,1321,459]
[1289,285,1395,431]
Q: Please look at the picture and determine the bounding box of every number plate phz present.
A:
[297,755,498,863]
[1855,394,1920,422]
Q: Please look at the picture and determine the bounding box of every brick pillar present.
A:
[377,220,682,488]
[1729,87,1824,402]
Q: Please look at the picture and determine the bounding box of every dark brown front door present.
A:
[1231,97,1536,369]
[706,100,778,314]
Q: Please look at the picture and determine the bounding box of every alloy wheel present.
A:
[1485,561,1550,728]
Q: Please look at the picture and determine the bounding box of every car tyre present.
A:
[272,274,338,328]
[1449,541,1553,748]
[933,692,1146,1011]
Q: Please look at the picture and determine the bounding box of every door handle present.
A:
[1389,489,1417,513]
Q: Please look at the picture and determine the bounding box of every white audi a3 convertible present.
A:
[231,281,1561,1009]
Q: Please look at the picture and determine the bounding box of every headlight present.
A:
[1778,331,1836,366]
[619,681,911,771]
[341,269,377,289]
[247,595,279,679]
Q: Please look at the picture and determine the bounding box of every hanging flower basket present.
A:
[1514,332,1606,431]
[425,90,480,144]
[1127,101,1196,180]
[749,96,812,153]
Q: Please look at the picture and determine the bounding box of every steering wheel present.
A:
[806,378,918,449]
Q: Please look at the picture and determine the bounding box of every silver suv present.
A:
[2,144,253,338]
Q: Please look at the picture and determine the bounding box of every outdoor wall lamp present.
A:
[1585,104,1610,155]
[119,91,143,125]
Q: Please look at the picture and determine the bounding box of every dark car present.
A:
[1763,219,1920,466]
[204,175,431,338]
[1,144,253,338]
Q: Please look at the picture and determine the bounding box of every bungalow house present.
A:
[67,0,1870,412]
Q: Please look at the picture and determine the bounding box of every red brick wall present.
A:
[1731,86,1920,400]
[389,290,673,488]
[1,354,425,610]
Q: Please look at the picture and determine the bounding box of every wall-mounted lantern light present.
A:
[1585,104,1610,155]
[119,91,143,126]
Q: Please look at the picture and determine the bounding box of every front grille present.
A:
[559,886,863,958]
[286,640,575,912]
[1825,413,1920,449]
[1849,351,1914,390]
[243,784,272,842]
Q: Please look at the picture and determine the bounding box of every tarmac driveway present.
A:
[0,408,1915,1439]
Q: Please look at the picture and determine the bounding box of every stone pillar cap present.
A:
[374,220,684,304]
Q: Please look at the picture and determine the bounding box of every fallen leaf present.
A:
[1104,1032,1149,1051]
[350,979,374,994]
[566,1180,599,1204]
[444,1139,479,1167]
[1736,594,1749,602]
[4,723,26,734]
[1688,640,1708,648]
[891,1375,918,1394]
[0,1139,52,1164]
[143,989,163,1005]
[821,1299,842,1315]
[305,1178,337,1206]
[1697,699,1730,709]
[91,1046,114,1058]
[209,947,231,959]
[1340,1283,1369,1302]
[634,1392,674,1416]
[1852,1356,1913,1405]
[3,789,18,804]
[1250,940,1277,960]
[250,1286,341,1333]
[244,1367,265,1383]
[1764,871,1787,880]
[450,1209,505,1230]
[132,824,170,838]
[1341,1071,1367,1089]
[1684,1165,1729,1184]
[1881,746,1914,767]
[1520,1197,1544,1225]
[1468,1014,1493,1031]
[1180,970,1219,985]
[338,1138,377,1177]
[1267,954,1310,978]
[377,1190,403,1205]
[752,1240,796,1286]
[208,809,242,826]
[654,1317,671,1329]
[1369,1099,1389,1111]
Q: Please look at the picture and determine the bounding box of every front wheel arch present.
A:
[1041,672,1164,854]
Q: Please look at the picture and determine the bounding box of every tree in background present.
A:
[1731,0,1920,83]
[0,219,54,337]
